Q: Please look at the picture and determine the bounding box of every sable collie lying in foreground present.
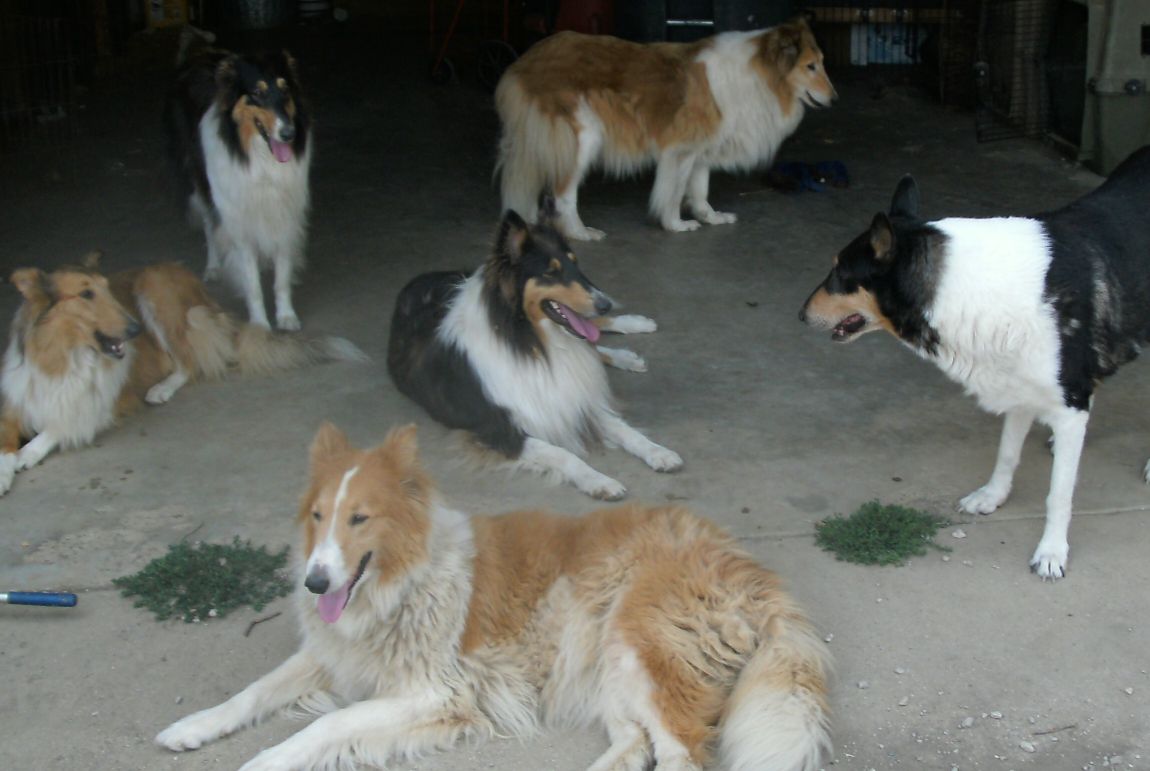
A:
[165,37,311,330]
[800,146,1150,579]
[0,254,364,496]
[495,18,835,239]
[387,198,680,500]
[157,423,832,771]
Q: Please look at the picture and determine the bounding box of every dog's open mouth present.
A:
[542,299,600,343]
[254,118,294,163]
[315,551,372,624]
[832,313,867,342]
[94,331,128,359]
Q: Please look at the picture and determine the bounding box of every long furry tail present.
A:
[719,610,832,771]
[176,25,216,66]
[182,305,368,378]
[494,75,577,221]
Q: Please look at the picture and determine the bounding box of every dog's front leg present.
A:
[597,346,647,372]
[15,432,57,472]
[516,437,627,500]
[1030,408,1089,580]
[237,695,471,771]
[595,315,657,335]
[650,150,700,233]
[0,411,21,494]
[156,651,328,752]
[599,413,682,473]
[959,408,1035,514]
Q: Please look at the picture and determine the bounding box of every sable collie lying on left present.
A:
[0,253,365,496]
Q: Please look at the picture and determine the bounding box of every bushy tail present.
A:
[719,610,832,771]
[494,75,577,221]
[182,305,367,378]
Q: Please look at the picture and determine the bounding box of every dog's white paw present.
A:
[601,347,647,373]
[643,446,683,473]
[156,709,228,751]
[276,311,302,332]
[239,744,304,771]
[1029,539,1069,580]
[663,218,701,233]
[700,210,737,226]
[145,382,177,405]
[0,454,16,495]
[567,225,607,241]
[958,485,1008,515]
[15,443,49,472]
[580,474,627,501]
[610,315,657,334]
[1142,457,1150,484]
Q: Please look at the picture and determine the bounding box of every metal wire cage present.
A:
[974,0,1051,141]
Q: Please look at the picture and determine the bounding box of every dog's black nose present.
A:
[304,569,329,595]
[798,306,807,323]
[278,124,295,142]
[594,295,612,316]
[124,318,143,339]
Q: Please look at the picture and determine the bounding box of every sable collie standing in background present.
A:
[157,423,831,771]
[165,35,312,330]
[0,253,364,497]
[800,147,1150,580]
[387,198,680,500]
[495,18,835,239]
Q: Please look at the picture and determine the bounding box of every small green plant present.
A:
[815,500,951,566]
[114,537,292,622]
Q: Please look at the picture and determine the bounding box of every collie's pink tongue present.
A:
[316,580,351,624]
[270,139,294,163]
[564,306,600,343]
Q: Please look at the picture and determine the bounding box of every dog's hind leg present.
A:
[586,719,651,771]
[650,149,700,233]
[597,346,647,373]
[685,161,736,226]
[516,437,626,500]
[236,697,483,771]
[557,112,606,241]
[0,411,21,495]
[1030,408,1089,580]
[156,651,328,752]
[189,193,224,282]
[599,413,682,473]
[959,408,1035,515]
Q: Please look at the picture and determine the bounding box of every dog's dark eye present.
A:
[350,513,367,526]
[80,289,94,300]
[807,62,817,72]
[312,511,321,521]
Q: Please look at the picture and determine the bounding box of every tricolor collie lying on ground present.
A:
[387,198,680,499]
[156,423,832,771]
[800,147,1150,579]
[165,35,311,330]
[0,253,364,496]
[495,18,835,239]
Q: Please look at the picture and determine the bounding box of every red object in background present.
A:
[553,0,614,36]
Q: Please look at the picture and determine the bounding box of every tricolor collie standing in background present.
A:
[165,35,311,330]
[495,17,835,239]
[0,253,364,497]
[800,147,1150,580]
[157,423,832,771]
[387,197,680,500]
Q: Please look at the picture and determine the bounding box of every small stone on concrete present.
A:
[1020,741,1036,753]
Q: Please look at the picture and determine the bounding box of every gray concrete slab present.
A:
[1,26,1147,771]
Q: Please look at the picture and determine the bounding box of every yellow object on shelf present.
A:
[147,0,188,29]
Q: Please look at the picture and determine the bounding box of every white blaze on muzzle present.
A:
[305,466,362,623]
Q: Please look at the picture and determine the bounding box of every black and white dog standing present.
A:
[165,39,312,331]
[801,147,1150,579]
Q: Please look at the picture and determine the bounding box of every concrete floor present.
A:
[1,23,1147,771]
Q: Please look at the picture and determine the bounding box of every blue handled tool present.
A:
[1,591,78,607]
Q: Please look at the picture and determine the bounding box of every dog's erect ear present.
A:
[869,212,896,262]
[9,268,49,302]
[496,209,530,263]
[770,22,803,70]
[80,250,102,270]
[380,424,419,469]
[537,191,558,223]
[889,175,920,219]
[310,421,352,466]
[281,50,299,80]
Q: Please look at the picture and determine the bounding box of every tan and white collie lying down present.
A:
[0,253,364,496]
[157,423,832,771]
[496,17,836,239]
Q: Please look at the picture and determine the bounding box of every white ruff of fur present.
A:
[694,31,804,172]
[197,104,311,279]
[921,217,1062,416]
[436,268,614,455]
[1,324,133,449]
